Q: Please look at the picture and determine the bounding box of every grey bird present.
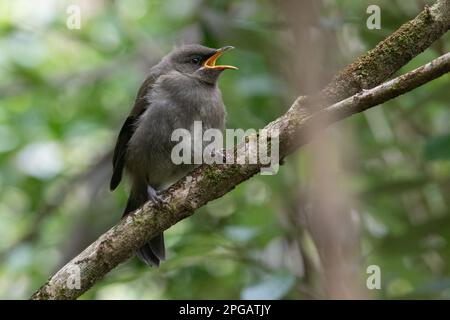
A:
[110,44,237,267]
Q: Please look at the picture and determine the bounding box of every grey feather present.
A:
[111,44,234,267]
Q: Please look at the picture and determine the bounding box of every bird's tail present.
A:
[123,186,165,267]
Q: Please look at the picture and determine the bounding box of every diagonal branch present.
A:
[31,53,450,300]
[322,0,449,101]
[31,0,450,300]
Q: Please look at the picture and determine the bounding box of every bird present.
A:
[110,44,237,267]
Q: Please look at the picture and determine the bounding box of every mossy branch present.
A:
[31,0,450,300]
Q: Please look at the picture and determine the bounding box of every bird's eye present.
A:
[191,57,201,65]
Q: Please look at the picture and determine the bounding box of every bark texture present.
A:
[31,0,450,300]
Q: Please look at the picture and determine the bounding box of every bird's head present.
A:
[167,44,238,84]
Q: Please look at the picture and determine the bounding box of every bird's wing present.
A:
[110,76,155,190]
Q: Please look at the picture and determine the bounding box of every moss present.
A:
[198,165,223,192]
[198,161,251,194]
[33,289,51,300]
[334,3,443,96]
[57,287,69,299]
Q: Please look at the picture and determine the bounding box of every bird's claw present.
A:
[147,186,167,208]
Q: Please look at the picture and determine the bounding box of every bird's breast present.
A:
[126,76,226,186]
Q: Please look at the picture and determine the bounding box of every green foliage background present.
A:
[0,0,449,299]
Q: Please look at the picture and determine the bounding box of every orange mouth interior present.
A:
[204,49,238,70]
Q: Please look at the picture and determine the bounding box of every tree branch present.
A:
[322,0,450,102]
[31,0,450,300]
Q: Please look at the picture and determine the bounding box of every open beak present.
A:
[203,46,238,70]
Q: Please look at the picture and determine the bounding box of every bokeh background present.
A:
[0,0,449,299]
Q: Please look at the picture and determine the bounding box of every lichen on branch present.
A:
[31,0,450,300]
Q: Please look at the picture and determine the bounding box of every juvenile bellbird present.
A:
[110,44,237,267]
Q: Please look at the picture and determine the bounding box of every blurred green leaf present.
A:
[423,134,450,161]
[241,274,295,300]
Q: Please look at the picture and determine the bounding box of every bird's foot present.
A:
[147,186,167,208]
[210,148,227,163]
